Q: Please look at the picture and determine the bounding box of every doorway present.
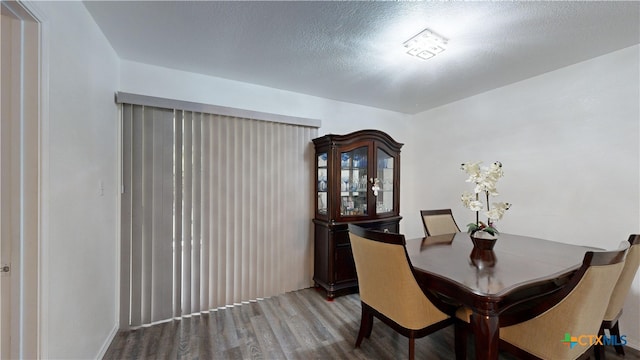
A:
[1,1,40,358]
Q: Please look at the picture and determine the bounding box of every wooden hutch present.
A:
[312,130,403,299]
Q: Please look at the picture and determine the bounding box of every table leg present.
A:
[471,312,500,360]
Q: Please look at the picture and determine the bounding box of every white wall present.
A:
[406,45,640,348]
[119,60,412,138]
[31,1,121,358]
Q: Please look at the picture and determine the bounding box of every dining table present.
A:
[405,232,594,360]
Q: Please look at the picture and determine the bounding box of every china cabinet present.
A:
[312,130,403,299]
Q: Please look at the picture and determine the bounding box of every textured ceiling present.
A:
[84,1,640,114]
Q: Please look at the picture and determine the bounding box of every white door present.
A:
[1,2,40,358]
[1,8,17,358]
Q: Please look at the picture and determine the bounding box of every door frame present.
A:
[0,1,45,358]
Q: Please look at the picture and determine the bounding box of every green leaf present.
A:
[483,226,500,236]
[466,223,480,233]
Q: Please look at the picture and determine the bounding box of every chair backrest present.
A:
[348,224,448,330]
[500,241,629,360]
[420,209,460,236]
[603,234,640,321]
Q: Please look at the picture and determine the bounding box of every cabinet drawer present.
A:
[334,219,400,247]
[369,222,399,234]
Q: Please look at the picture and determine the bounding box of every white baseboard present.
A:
[96,324,119,359]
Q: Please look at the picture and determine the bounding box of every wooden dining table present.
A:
[405,232,593,360]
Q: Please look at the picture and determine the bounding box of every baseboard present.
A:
[96,324,119,359]
[626,339,639,352]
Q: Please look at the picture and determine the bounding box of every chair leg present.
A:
[364,312,374,339]
[594,325,604,360]
[408,336,415,360]
[454,320,468,360]
[611,321,625,356]
[593,346,603,360]
[355,304,373,348]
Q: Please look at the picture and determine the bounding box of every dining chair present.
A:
[596,234,640,358]
[496,241,629,360]
[348,224,458,360]
[420,209,460,236]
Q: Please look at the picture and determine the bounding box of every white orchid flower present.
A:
[475,175,499,195]
[461,162,482,182]
[493,202,511,211]
[484,183,499,196]
[461,161,481,174]
[461,192,475,208]
[487,161,503,177]
[469,201,484,212]
[486,202,511,221]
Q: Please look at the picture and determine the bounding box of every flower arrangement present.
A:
[460,161,511,238]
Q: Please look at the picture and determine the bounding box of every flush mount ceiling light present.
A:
[403,28,448,60]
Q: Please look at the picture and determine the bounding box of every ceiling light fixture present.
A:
[403,28,448,61]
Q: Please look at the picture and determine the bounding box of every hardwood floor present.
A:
[104,287,640,359]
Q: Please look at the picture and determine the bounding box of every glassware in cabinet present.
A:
[317,152,328,215]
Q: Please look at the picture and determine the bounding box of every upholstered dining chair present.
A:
[496,241,629,360]
[348,224,458,360]
[420,209,460,236]
[596,234,640,358]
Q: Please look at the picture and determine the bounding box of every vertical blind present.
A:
[120,103,317,327]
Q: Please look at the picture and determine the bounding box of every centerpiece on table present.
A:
[460,161,511,251]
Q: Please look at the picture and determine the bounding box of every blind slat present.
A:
[141,107,154,325]
[182,112,193,315]
[120,104,133,327]
[173,110,183,318]
[200,116,211,309]
[151,108,174,322]
[192,114,202,311]
[129,105,144,326]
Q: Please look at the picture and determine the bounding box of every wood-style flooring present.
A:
[103,287,640,359]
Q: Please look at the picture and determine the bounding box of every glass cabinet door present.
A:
[317,152,328,215]
[340,147,368,216]
[376,148,394,214]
